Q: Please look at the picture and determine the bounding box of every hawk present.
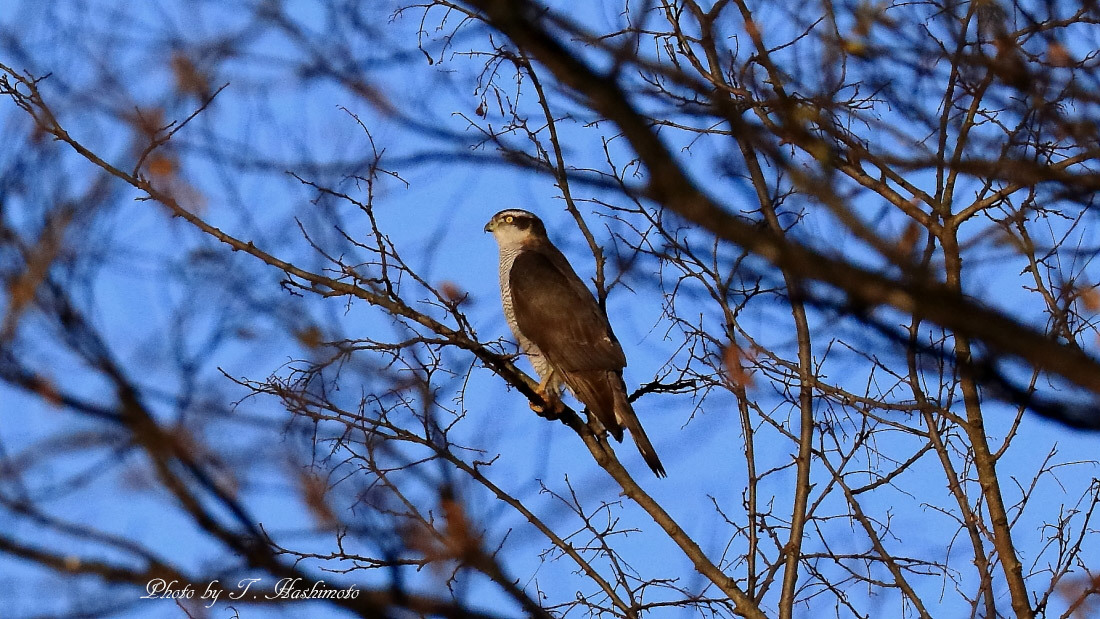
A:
[485,209,666,478]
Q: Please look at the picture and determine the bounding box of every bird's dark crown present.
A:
[485,209,547,235]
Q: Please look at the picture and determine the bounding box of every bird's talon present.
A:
[530,391,563,419]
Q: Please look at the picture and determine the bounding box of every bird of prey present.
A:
[485,209,666,478]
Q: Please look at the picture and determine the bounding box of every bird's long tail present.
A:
[567,370,667,478]
[613,380,667,478]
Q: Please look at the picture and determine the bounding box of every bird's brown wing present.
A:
[510,247,666,477]
[509,248,626,373]
[510,248,626,437]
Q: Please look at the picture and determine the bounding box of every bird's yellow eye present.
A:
[505,216,514,223]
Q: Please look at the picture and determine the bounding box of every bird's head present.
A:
[484,209,547,248]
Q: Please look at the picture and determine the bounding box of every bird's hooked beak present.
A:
[483,220,495,233]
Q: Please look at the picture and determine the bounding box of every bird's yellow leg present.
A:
[529,373,564,418]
